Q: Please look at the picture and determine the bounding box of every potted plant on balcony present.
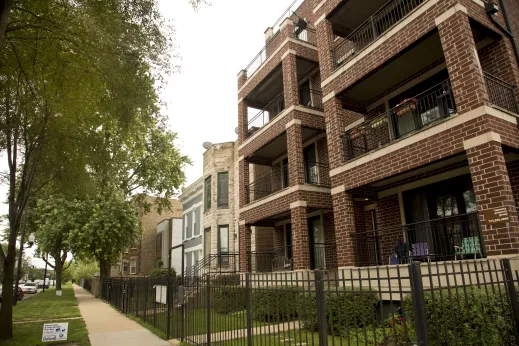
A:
[395,98,417,117]
[349,127,367,140]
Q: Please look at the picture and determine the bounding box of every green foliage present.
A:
[403,286,516,346]
[149,268,177,281]
[71,261,99,283]
[251,286,302,322]
[213,286,247,314]
[300,290,379,336]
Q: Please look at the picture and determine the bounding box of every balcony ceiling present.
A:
[247,58,318,109]
[330,0,389,32]
[250,128,321,162]
[339,31,444,104]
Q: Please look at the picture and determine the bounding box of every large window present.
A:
[123,262,129,274]
[186,212,192,239]
[156,233,162,252]
[217,172,229,208]
[130,260,137,274]
[218,225,229,264]
[194,207,201,236]
[204,176,212,211]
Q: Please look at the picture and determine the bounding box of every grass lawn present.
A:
[3,284,91,346]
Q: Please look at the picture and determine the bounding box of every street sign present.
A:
[483,207,511,225]
[56,290,62,297]
[42,322,68,342]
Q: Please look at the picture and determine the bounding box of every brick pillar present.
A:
[316,18,335,81]
[332,190,356,267]
[287,120,305,186]
[282,52,299,108]
[291,205,310,270]
[239,158,249,208]
[239,224,252,272]
[466,138,519,256]
[238,69,247,90]
[273,225,285,249]
[238,99,248,145]
[438,10,489,114]
[324,97,347,170]
[280,18,295,40]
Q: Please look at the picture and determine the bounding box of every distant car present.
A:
[0,286,24,302]
[22,282,38,294]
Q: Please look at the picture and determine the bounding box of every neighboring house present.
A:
[237,0,519,273]
[156,217,183,274]
[111,196,182,276]
[202,142,239,263]
[179,178,204,273]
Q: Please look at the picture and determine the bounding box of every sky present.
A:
[0,0,298,268]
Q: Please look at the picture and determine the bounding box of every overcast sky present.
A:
[1,0,297,268]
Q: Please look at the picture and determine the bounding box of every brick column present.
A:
[282,52,299,108]
[316,18,335,81]
[239,223,252,272]
[438,9,489,114]
[238,69,247,90]
[291,204,310,270]
[465,136,519,256]
[239,157,249,208]
[332,189,356,267]
[324,97,347,170]
[238,99,248,145]
[287,120,305,186]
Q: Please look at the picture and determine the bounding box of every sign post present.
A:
[42,323,68,343]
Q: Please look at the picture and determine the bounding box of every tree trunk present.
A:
[97,259,111,298]
[0,0,14,50]
[0,244,16,340]
[54,257,62,292]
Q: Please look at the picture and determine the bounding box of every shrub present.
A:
[149,268,176,281]
[403,286,516,346]
[300,289,379,336]
[213,286,247,314]
[212,274,241,286]
[251,286,302,322]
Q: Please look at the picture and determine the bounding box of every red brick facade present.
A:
[237,0,519,271]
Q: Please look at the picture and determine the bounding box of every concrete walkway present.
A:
[73,284,170,346]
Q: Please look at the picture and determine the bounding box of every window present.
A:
[204,176,212,211]
[186,212,193,239]
[130,260,137,274]
[217,172,229,208]
[194,207,201,236]
[218,225,229,264]
[123,262,129,274]
[156,233,162,252]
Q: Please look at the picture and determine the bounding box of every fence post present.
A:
[315,271,328,346]
[144,280,148,322]
[246,273,253,346]
[136,280,139,318]
[501,259,519,341]
[409,262,429,346]
[206,275,211,345]
[167,280,171,340]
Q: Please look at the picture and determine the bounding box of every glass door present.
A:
[304,144,318,184]
[217,225,229,265]
[309,216,326,269]
[204,227,211,257]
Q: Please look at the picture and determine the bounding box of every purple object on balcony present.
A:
[412,243,429,257]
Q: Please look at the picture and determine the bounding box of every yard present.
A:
[4,284,90,346]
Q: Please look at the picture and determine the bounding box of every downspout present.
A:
[486,0,519,66]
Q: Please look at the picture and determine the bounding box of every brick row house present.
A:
[237,0,519,273]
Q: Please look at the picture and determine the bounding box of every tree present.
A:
[70,190,141,296]
[71,260,99,283]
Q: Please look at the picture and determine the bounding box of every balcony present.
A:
[332,0,427,69]
[341,79,455,161]
[249,246,293,272]
[304,161,331,187]
[484,72,519,114]
[352,212,482,267]
[299,88,323,110]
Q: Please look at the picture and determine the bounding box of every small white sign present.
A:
[42,322,68,342]
[56,290,62,297]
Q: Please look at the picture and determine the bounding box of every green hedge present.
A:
[300,290,379,336]
[251,286,302,322]
[213,286,247,314]
[404,286,516,346]
[149,268,176,281]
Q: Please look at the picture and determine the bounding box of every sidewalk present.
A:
[73,284,171,346]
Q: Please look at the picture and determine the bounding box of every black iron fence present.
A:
[299,88,324,110]
[333,0,426,68]
[295,27,317,46]
[249,246,293,273]
[103,258,519,345]
[247,165,288,203]
[484,72,519,114]
[304,161,331,187]
[342,79,455,161]
[248,93,285,137]
[352,212,482,267]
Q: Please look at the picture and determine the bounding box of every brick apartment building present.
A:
[237,0,519,273]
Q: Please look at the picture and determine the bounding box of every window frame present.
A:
[217,172,229,208]
[156,233,163,253]
[123,262,129,274]
[204,176,212,211]
[130,260,137,275]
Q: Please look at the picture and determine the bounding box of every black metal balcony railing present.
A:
[342,79,455,161]
[484,72,519,114]
[247,165,288,203]
[333,0,426,68]
[351,212,482,267]
[295,27,317,45]
[299,88,324,110]
[304,161,331,187]
[249,246,293,272]
[248,92,285,137]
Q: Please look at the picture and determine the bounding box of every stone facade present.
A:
[237,0,519,271]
